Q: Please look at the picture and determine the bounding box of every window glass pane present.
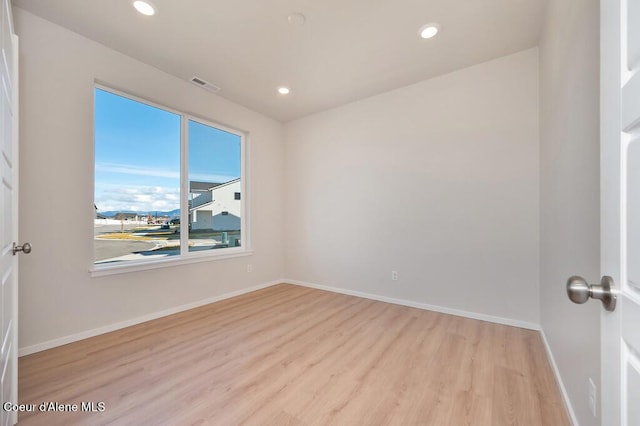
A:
[188,120,242,252]
[94,88,181,264]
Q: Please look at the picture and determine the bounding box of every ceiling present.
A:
[12,0,545,122]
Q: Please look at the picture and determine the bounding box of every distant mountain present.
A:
[98,209,180,218]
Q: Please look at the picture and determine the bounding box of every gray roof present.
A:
[189,181,221,193]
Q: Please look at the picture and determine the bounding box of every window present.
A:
[94,86,246,270]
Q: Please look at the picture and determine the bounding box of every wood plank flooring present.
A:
[18,284,569,425]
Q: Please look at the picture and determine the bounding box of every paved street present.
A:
[94,223,145,236]
[94,223,159,262]
[94,239,158,262]
[93,223,236,262]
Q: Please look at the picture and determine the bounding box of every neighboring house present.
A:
[114,212,141,221]
[190,179,241,231]
[146,214,172,224]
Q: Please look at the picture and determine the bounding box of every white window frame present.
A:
[90,84,251,277]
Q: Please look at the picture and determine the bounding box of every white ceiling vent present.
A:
[190,76,221,93]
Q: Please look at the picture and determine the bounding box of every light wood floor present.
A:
[18,284,569,425]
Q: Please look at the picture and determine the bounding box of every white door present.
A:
[601,0,640,424]
[0,0,18,425]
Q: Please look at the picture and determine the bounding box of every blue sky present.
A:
[94,88,240,213]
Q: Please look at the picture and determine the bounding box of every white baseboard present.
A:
[18,280,282,357]
[19,278,541,357]
[285,279,540,331]
[540,329,579,426]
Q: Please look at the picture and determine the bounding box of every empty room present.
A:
[0,0,638,425]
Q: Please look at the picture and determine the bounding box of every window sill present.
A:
[90,248,254,278]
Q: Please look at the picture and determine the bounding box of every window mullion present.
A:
[180,115,189,256]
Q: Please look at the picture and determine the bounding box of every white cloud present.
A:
[95,163,179,179]
[94,164,240,212]
[95,163,238,185]
[95,185,180,212]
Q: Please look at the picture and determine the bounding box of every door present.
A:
[0,0,17,424]
[601,0,640,424]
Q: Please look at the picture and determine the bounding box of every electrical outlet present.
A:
[391,271,398,281]
[247,264,253,273]
[588,377,597,417]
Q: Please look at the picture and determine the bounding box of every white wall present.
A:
[191,210,213,230]
[15,9,285,351]
[284,49,540,327]
[539,1,601,425]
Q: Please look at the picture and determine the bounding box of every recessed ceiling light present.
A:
[133,1,156,16]
[419,23,440,39]
[287,13,306,26]
[278,87,291,95]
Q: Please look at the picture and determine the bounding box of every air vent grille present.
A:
[190,76,221,93]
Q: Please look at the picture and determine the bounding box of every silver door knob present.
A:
[12,242,32,255]
[566,275,617,311]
